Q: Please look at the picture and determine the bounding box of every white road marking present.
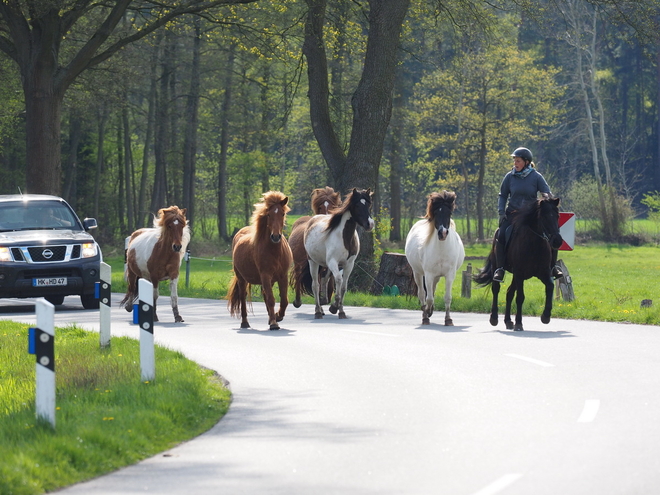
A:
[505,353,554,367]
[472,473,523,495]
[578,399,600,423]
[340,329,400,337]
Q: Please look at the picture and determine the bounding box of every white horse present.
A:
[405,191,465,325]
[304,188,375,319]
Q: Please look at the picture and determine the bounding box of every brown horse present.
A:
[289,186,342,308]
[120,206,190,322]
[227,191,293,330]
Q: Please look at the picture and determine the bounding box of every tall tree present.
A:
[0,0,258,196]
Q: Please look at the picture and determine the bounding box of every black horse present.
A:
[474,197,562,331]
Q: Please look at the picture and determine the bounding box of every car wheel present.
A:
[45,295,65,306]
[81,294,99,310]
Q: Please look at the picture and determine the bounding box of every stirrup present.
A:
[552,265,564,280]
[493,268,505,283]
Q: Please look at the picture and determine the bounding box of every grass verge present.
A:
[0,321,231,495]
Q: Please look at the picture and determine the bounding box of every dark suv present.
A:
[0,194,102,309]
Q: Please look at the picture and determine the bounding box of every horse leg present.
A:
[275,275,289,323]
[514,279,525,331]
[443,272,456,326]
[151,280,160,322]
[308,260,324,319]
[423,275,439,324]
[330,258,350,318]
[411,271,428,324]
[489,281,500,327]
[169,276,184,323]
[504,283,515,330]
[260,277,279,330]
[319,268,331,306]
[123,271,139,312]
[541,275,554,324]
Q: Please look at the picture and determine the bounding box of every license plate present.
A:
[33,277,67,287]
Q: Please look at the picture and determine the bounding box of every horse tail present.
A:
[119,282,138,309]
[474,240,497,287]
[227,276,251,318]
[290,262,314,297]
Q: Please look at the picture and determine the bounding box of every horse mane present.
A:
[252,190,290,235]
[511,198,544,229]
[311,186,341,215]
[424,190,457,221]
[326,188,370,233]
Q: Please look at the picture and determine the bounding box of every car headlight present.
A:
[82,242,98,258]
[0,247,10,262]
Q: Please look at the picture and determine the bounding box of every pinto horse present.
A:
[120,206,190,322]
[289,186,342,308]
[304,188,375,319]
[474,197,562,331]
[227,191,293,330]
[405,191,465,326]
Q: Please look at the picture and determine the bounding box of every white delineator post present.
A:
[138,279,155,382]
[34,299,56,427]
[99,262,111,348]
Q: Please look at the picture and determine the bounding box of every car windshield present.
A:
[0,201,81,231]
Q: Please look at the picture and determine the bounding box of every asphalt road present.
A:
[2,295,660,495]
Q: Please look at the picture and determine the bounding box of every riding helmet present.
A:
[511,147,533,163]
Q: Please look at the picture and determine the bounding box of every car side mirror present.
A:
[83,218,98,231]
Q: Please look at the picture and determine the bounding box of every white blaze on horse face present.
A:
[274,208,279,214]
[324,200,329,213]
[361,199,366,205]
[173,220,179,225]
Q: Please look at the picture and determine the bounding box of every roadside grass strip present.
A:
[0,321,231,495]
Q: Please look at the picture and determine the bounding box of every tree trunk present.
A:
[369,252,416,296]
[218,42,236,242]
[123,105,135,233]
[183,18,201,228]
[93,106,107,220]
[62,110,82,203]
[151,39,172,213]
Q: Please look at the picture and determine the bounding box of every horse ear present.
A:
[281,196,289,207]
[552,197,560,207]
[366,188,372,196]
[181,208,187,216]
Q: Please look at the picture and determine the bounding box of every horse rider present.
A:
[493,147,564,283]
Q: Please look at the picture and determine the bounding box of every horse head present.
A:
[156,206,188,252]
[347,188,375,232]
[257,191,290,244]
[539,197,563,249]
[311,186,341,215]
[426,191,457,241]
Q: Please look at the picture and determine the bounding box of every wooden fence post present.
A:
[461,263,472,298]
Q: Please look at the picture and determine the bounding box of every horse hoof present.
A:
[269,323,280,330]
[329,304,338,315]
[489,316,498,327]
[175,316,184,323]
[338,312,347,319]
[293,300,302,308]
[315,312,324,319]
[445,318,453,326]
[505,321,514,330]
[541,314,550,324]
[241,322,250,329]
[514,324,524,331]
[422,318,430,325]
[125,305,132,313]
[276,314,284,322]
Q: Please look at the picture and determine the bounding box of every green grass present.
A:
[107,242,660,325]
[0,322,231,495]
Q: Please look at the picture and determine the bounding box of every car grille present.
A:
[10,244,88,263]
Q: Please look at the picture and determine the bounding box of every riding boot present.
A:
[493,241,506,283]
[551,249,564,280]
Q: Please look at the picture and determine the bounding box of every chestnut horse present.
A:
[289,186,342,308]
[120,206,190,322]
[304,188,375,319]
[474,197,562,331]
[227,191,293,330]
